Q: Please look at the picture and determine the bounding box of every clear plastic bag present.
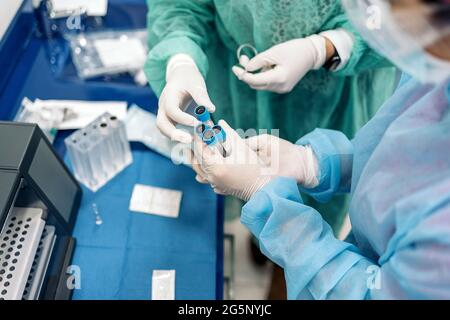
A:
[14,98,65,143]
[66,29,148,79]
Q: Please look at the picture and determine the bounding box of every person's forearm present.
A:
[241,178,370,299]
[145,0,215,96]
[322,13,393,74]
[242,178,438,300]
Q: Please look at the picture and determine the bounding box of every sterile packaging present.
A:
[48,0,108,17]
[125,105,192,166]
[66,29,148,79]
[152,270,176,300]
[33,99,127,130]
[14,98,62,143]
[129,184,182,218]
[65,112,133,192]
[15,98,128,143]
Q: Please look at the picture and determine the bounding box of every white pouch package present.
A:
[129,184,182,218]
[125,105,192,166]
[49,0,108,17]
[66,29,148,79]
[152,270,175,300]
[94,38,147,69]
[33,99,127,130]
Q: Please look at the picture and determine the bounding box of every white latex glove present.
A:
[232,35,327,94]
[193,120,273,201]
[245,135,319,188]
[157,54,216,143]
[188,150,209,183]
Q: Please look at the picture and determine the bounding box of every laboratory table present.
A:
[0,0,223,300]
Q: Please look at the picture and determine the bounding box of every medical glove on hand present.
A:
[157,54,215,143]
[245,135,319,188]
[189,150,209,184]
[232,35,327,94]
[193,120,273,201]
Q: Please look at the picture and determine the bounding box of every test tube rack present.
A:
[65,112,133,192]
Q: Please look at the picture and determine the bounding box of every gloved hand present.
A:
[187,149,208,184]
[232,35,327,94]
[192,120,273,201]
[245,135,319,188]
[157,54,216,143]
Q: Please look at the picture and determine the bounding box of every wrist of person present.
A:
[305,35,327,70]
[240,175,274,202]
[319,29,355,71]
[294,145,319,188]
[166,53,198,80]
[325,37,337,61]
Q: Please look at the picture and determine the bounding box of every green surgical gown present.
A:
[144,0,398,232]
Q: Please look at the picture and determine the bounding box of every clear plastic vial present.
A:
[92,203,103,226]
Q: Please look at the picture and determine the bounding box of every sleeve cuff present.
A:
[144,37,209,96]
[242,177,301,237]
[308,34,327,70]
[320,29,355,71]
[296,129,353,203]
[166,54,197,80]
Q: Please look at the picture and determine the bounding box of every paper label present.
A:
[152,270,175,300]
[50,0,108,16]
[129,184,182,218]
[94,38,147,69]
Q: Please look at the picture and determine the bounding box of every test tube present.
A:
[212,125,226,143]
[202,129,226,157]
[202,129,216,145]
[212,125,228,157]
[92,203,103,226]
[194,106,214,128]
[195,123,210,139]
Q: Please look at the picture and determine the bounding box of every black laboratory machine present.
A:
[0,121,82,300]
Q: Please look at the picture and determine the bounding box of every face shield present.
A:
[342,0,450,84]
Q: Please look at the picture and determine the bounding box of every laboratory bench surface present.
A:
[0,0,223,300]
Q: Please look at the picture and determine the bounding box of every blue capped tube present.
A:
[202,129,217,146]
[195,106,214,128]
[212,125,229,157]
[195,123,210,139]
[193,105,229,157]
[202,126,228,157]
[212,125,226,143]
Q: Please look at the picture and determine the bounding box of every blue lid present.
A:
[195,123,210,138]
[202,129,217,146]
[195,106,211,123]
[212,125,226,142]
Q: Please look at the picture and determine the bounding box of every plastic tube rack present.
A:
[65,112,133,192]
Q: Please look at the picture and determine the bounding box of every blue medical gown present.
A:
[241,77,450,299]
